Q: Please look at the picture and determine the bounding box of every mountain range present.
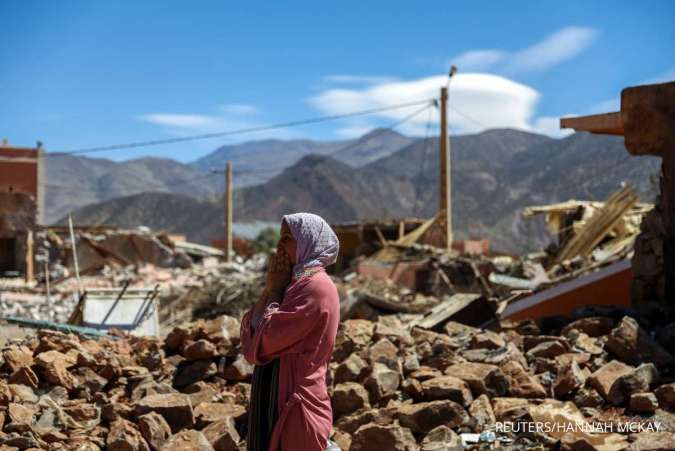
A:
[56,128,661,253]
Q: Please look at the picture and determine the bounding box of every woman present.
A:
[240,213,341,451]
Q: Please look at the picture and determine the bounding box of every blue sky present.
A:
[1,0,673,162]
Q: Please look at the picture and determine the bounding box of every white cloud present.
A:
[452,50,506,72]
[532,116,574,138]
[450,26,598,75]
[138,114,218,128]
[310,73,545,136]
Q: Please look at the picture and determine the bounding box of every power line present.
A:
[47,98,435,157]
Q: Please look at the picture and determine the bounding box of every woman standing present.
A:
[240,213,340,451]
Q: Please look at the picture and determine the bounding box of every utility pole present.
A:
[439,86,452,250]
[224,162,233,262]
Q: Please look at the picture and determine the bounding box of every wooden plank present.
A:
[560,112,624,136]
[412,293,482,329]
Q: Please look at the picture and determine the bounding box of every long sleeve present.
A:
[240,283,324,365]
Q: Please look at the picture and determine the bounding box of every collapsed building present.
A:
[0,80,673,450]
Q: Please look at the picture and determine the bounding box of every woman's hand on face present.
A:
[265,245,292,301]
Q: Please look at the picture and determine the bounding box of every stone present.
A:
[8,403,35,426]
[332,382,370,417]
[501,361,547,398]
[655,383,675,409]
[63,403,100,424]
[138,412,171,451]
[2,346,33,372]
[194,403,246,427]
[400,378,423,401]
[364,362,400,403]
[562,317,614,337]
[8,384,37,403]
[182,340,218,361]
[629,392,659,413]
[333,319,375,362]
[627,432,675,450]
[77,367,109,393]
[462,343,527,368]
[526,340,568,359]
[183,382,219,406]
[0,381,12,406]
[574,387,604,408]
[367,338,399,371]
[572,333,604,355]
[8,366,38,389]
[492,397,530,422]
[135,393,195,432]
[444,362,508,396]
[553,361,586,398]
[349,424,417,451]
[469,394,496,430]
[173,360,217,389]
[334,353,368,383]
[420,375,473,406]
[610,363,660,405]
[588,360,634,401]
[409,367,442,382]
[201,418,240,451]
[330,430,351,451]
[397,400,468,433]
[420,425,461,450]
[606,316,673,367]
[334,407,398,434]
[374,316,408,344]
[106,418,150,451]
[222,354,253,381]
[470,331,505,350]
[161,430,214,451]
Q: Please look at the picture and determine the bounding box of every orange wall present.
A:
[0,148,39,200]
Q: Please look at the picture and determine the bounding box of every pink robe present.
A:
[240,268,340,451]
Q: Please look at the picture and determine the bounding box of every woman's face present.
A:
[279,220,297,264]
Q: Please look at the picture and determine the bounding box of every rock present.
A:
[77,367,109,393]
[627,432,675,450]
[462,343,527,368]
[138,412,172,451]
[2,346,33,372]
[629,392,659,413]
[470,331,505,350]
[409,367,442,382]
[655,383,675,409]
[562,317,614,337]
[397,400,468,433]
[8,403,35,427]
[8,367,38,389]
[182,340,218,361]
[606,316,673,367]
[334,407,398,434]
[135,393,195,432]
[572,333,604,355]
[420,425,461,450]
[526,340,568,359]
[364,363,400,403]
[501,361,547,398]
[492,397,530,422]
[8,384,37,403]
[330,430,351,451]
[349,424,417,451]
[588,360,634,402]
[444,362,508,396]
[610,363,660,405]
[334,353,368,383]
[420,375,473,406]
[107,418,150,451]
[173,360,217,389]
[374,316,408,344]
[183,382,219,406]
[161,430,214,451]
[367,338,400,371]
[334,320,375,362]
[222,354,253,381]
[469,394,496,430]
[401,378,423,401]
[553,361,586,398]
[574,387,604,408]
[332,382,370,417]
[194,403,246,427]
[0,381,12,406]
[201,418,240,451]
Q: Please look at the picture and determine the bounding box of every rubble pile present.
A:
[1,308,674,450]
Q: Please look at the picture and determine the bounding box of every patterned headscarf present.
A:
[282,212,339,278]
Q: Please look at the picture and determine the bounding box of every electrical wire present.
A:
[47,98,435,157]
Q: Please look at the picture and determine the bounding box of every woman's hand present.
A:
[264,246,292,302]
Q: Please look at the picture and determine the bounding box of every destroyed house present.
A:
[0,142,43,281]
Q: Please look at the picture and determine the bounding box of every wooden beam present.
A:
[560,112,624,136]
